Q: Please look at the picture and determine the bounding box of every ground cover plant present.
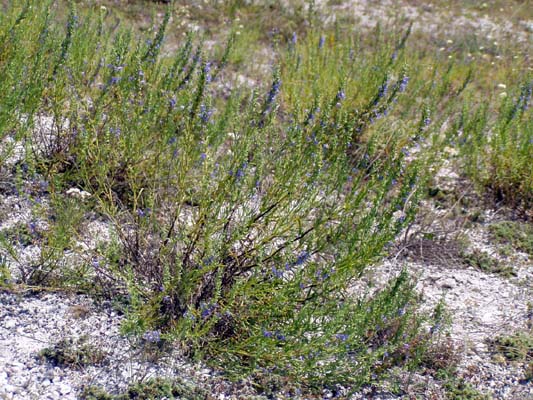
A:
[0,0,532,397]
[81,377,207,400]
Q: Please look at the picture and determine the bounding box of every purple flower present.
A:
[169,97,177,109]
[202,256,214,267]
[336,334,349,342]
[336,89,346,102]
[67,15,79,30]
[200,302,216,319]
[377,81,388,99]
[399,75,409,92]
[28,221,37,234]
[38,180,49,193]
[294,251,309,266]
[183,311,195,321]
[109,127,121,137]
[518,82,532,113]
[203,62,212,83]
[291,32,297,45]
[318,35,325,49]
[430,322,441,334]
[266,78,281,106]
[305,107,320,124]
[199,104,213,123]
[107,63,125,72]
[231,162,247,180]
[316,268,330,280]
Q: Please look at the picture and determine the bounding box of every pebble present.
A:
[4,384,16,393]
[59,383,72,394]
[5,319,16,329]
[439,277,456,289]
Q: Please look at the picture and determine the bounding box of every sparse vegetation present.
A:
[487,331,533,362]
[81,378,207,400]
[489,221,533,255]
[461,248,515,277]
[39,336,107,369]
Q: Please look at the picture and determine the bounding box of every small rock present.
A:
[5,319,16,329]
[59,383,72,394]
[4,384,16,393]
[440,277,456,289]
[48,390,60,399]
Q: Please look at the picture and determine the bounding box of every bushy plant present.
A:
[0,0,446,393]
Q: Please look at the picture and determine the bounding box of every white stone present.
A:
[5,319,16,329]
[59,384,72,394]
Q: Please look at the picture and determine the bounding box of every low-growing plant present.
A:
[39,335,107,369]
[0,253,12,288]
[428,336,488,400]
[461,248,515,277]
[441,375,489,400]
[487,331,533,362]
[81,377,207,400]
[0,191,93,286]
[488,220,533,255]
[0,221,37,247]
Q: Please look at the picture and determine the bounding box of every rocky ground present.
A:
[2,156,533,400]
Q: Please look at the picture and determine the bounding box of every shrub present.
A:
[0,0,444,393]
